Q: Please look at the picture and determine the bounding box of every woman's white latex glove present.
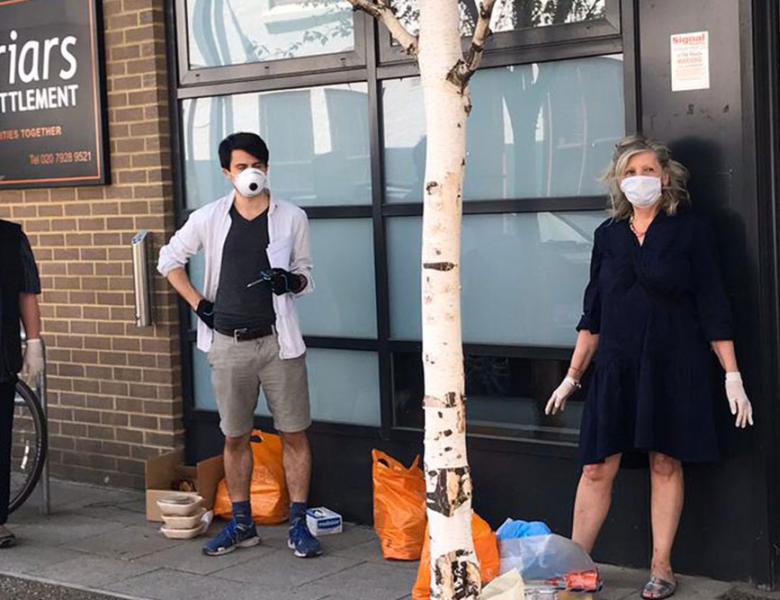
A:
[21,338,44,380]
[725,372,754,428]
[545,376,580,416]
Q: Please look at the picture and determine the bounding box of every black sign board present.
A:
[0,0,109,188]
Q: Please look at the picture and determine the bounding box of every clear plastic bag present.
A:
[498,534,595,582]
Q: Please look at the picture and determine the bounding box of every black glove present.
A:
[195,299,215,329]
[264,268,305,296]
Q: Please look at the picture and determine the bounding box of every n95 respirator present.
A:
[233,167,268,198]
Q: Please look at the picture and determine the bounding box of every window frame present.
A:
[175,0,369,87]
[377,0,622,65]
[166,0,639,448]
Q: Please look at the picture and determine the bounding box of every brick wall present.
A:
[0,0,182,488]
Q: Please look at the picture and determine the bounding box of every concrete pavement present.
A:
[0,478,776,600]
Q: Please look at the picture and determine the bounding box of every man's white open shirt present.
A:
[157,191,313,359]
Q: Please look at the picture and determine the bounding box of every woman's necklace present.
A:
[629,216,649,239]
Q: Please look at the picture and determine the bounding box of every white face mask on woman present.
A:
[620,175,662,208]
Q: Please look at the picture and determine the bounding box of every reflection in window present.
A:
[307,349,381,426]
[393,0,606,38]
[186,0,354,68]
[182,83,371,209]
[297,219,377,339]
[394,351,582,442]
[383,56,624,202]
[387,211,607,345]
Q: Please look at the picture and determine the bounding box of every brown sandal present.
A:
[641,576,677,600]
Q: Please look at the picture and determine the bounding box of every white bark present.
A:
[346,0,419,55]
[447,0,497,90]
[419,2,478,599]
[361,1,499,598]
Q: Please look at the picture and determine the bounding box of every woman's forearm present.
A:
[711,340,739,372]
[567,330,600,381]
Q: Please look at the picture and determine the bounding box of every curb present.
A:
[0,570,148,600]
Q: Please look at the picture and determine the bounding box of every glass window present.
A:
[307,349,381,426]
[387,211,607,346]
[382,56,624,202]
[394,351,581,442]
[193,346,380,426]
[182,83,371,209]
[192,344,217,410]
[297,219,377,338]
[186,0,355,68]
[393,0,607,38]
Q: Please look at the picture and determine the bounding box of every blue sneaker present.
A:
[288,517,322,558]
[202,519,260,556]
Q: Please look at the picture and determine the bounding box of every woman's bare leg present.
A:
[572,453,622,553]
[648,451,683,588]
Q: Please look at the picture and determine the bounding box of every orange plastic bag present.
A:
[214,430,290,525]
[412,513,500,600]
[372,449,427,560]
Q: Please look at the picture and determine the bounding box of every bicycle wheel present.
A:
[8,379,48,514]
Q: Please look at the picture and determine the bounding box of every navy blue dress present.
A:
[577,211,732,465]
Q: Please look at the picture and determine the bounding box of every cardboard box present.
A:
[306,507,342,536]
[145,450,225,522]
[195,454,224,512]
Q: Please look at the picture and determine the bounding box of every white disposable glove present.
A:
[21,338,44,381]
[545,376,581,416]
[725,372,754,429]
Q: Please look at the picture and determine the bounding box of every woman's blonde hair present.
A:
[603,134,690,220]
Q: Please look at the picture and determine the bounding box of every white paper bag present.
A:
[480,569,525,600]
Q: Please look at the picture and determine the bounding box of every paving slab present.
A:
[294,560,420,600]
[135,537,274,576]
[311,522,378,551]
[70,503,153,526]
[723,587,780,600]
[0,544,89,575]
[212,550,365,589]
[329,535,420,573]
[2,478,778,600]
[66,524,182,560]
[33,555,159,589]
[10,512,127,546]
[105,567,321,600]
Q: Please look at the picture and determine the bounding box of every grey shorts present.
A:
[208,331,311,437]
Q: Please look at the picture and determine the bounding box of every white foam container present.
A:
[161,507,207,529]
[156,493,203,516]
[160,522,207,539]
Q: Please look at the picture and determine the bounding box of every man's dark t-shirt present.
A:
[214,205,276,331]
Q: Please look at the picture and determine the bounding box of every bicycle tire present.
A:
[8,379,48,514]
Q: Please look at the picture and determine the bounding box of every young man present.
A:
[0,219,44,548]
[158,132,321,558]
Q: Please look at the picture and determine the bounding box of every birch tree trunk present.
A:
[348,1,496,597]
[418,3,479,600]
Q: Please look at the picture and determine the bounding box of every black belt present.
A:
[216,324,274,341]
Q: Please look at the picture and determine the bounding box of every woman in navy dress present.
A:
[545,135,754,599]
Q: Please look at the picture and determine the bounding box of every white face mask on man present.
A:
[620,175,662,208]
[232,167,268,198]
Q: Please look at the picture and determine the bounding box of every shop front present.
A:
[0,0,777,587]
[171,0,780,586]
